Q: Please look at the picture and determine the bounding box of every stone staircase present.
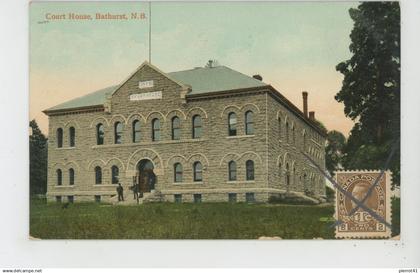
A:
[111,190,164,205]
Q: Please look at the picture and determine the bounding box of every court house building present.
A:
[44,61,327,203]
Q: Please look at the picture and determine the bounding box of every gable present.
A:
[109,62,190,113]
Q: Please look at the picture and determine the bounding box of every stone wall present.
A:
[46,64,326,203]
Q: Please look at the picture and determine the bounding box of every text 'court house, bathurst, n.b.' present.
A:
[43,61,327,204]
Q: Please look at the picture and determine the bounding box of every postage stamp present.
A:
[334,170,392,239]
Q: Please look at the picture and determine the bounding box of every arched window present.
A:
[174,163,183,183]
[69,127,75,147]
[246,160,254,181]
[278,117,282,138]
[132,120,141,143]
[228,161,237,181]
[192,115,202,139]
[285,122,289,143]
[245,111,254,135]
[292,125,295,144]
[111,165,119,184]
[56,169,62,185]
[69,168,74,185]
[172,116,181,140]
[95,166,102,184]
[114,122,123,144]
[152,118,160,141]
[193,161,203,182]
[279,162,282,180]
[286,163,290,186]
[228,112,237,136]
[96,123,104,145]
[56,128,63,148]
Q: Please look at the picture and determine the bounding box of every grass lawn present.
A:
[29,198,400,239]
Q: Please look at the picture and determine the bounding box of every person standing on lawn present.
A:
[116,183,124,202]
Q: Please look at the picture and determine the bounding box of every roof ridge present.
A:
[168,65,229,74]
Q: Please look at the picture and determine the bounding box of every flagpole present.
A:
[149,1,152,63]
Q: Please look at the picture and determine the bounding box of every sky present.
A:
[30,1,357,136]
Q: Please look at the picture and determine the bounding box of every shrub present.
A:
[325,186,335,203]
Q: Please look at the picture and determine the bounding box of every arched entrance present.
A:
[136,159,157,193]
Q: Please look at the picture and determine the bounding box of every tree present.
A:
[335,2,400,185]
[325,130,346,176]
[30,119,48,195]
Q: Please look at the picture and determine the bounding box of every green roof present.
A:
[45,65,268,112]
[168,66,267,95]
[45,85,118,112]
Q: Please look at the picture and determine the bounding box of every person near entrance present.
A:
[131,182,139,200]
[116,183,124,202]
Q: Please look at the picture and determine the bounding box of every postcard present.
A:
[29,1,400,240]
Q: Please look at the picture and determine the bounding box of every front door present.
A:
[137,159,156,193]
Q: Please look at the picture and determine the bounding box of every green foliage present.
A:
[391,197,400,237]
[268,194,318,205]
[325,130,346,176]
[325,186,335,203]
[29,120,48,195]
[30,201,336,239]
[336,2,400,185]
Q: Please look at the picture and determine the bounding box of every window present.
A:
[56,128,63,148]
[95,166,102,184]
[96,123,104,145]
[278,117,282,138]
[172,116,181,140]
[193,194,202,203]
[193,161,203,182]
[192,115,202,139]
[69,127,75,147]
[292,126,295,144]
[245,111,254,135]
[114,122,123,144]
[152,118,160,141]
[56,196,62,203]
[132,120,141,143]
[228,161,237,181]
[228,112,237,136]
[286,163,290,186]
[246,160,255,181]
[174,194,182,203]
[174,163,183,183]
[246,192,255,203]
[285,122,289,142]
[56,169,62,186]
[228,193,237,203]
[69,168,74,185]
[94,195,101,203]
[303,132,307,151]
[111,166,119,184]
[279,162,282,181]
[68,196,74,203]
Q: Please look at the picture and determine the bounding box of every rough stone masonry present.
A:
[43,61,327,203]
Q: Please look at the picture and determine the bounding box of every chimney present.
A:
[309,111,315,120]
[302,91,308,118]
[253,74,263,81]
